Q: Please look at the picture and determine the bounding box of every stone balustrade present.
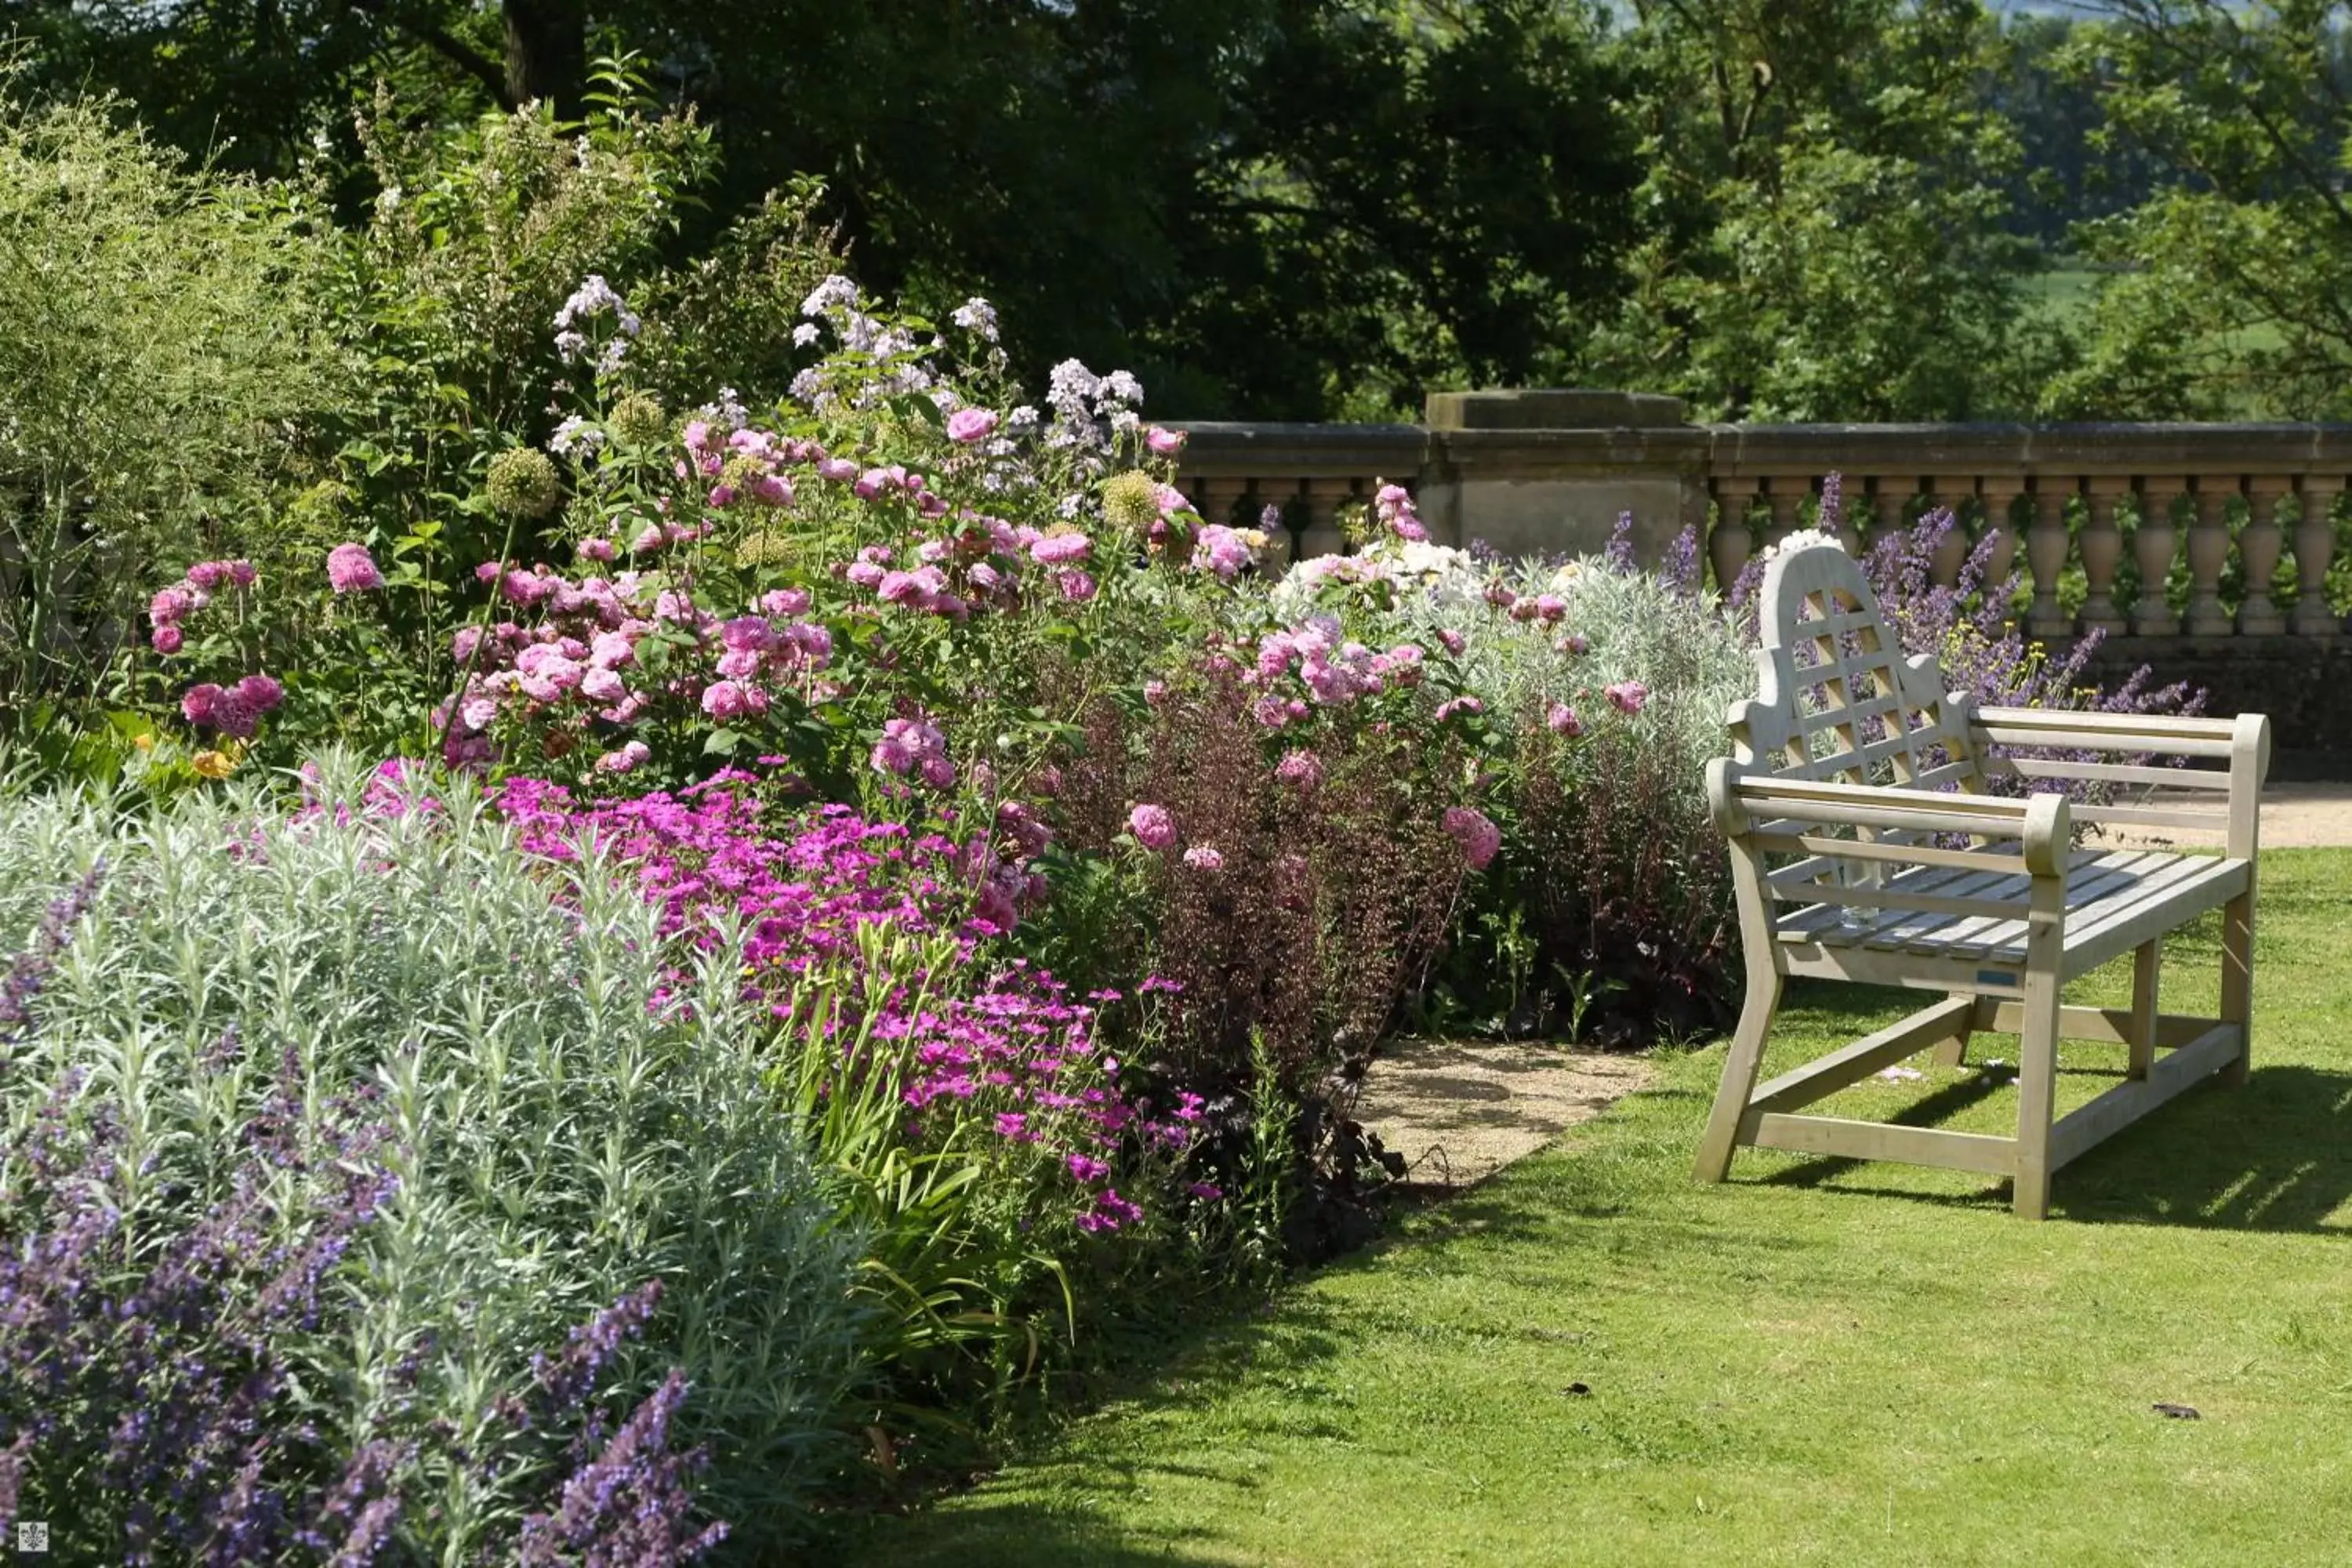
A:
[1174,395,2351,649]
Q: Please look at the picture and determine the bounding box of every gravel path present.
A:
[2099,781,2352,851]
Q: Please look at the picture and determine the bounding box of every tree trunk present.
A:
[503,0,586,116]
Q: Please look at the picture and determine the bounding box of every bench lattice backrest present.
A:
[1728,544,1988,804]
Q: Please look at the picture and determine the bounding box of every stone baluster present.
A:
[2024,477,2075,640]
[2130,476,2183,636]
[1926,477,1971,587]
[2238,477,2290,635]
[1191,477,1240,530]
[2183,477,2238,637]
[1867,477,1915,554]
[1300,477,1356,559]
[2077,477,2130,634]
[1762,477,1804,552]
[1707,481,1754,592]
[2292,476,2343,637]
[1977,480,2022,589]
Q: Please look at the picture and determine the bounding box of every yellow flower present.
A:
[191,750,236,780]
[130,733,154,753]
[1237,528,1269,551]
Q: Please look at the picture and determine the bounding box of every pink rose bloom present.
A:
[1483,582,1515,611]
[1443,807,1502,871]
[683,419,713,452]
[714,648,760,678]
[846,560,887,589]
[474,560,503,583]
[185,561,227,591]
[1275,749,1324,792]
[761,588,812,616]
[818,457,860,483]
[1436,628,1467,655]
[1143,680,1168,706]
[588,630,636,669]
[1183,844,1225,872]
[1546,702,1582,737]
[1606,680,1650,715]
[227,560,257,587]
[1029,532,1092,565]
[1251,694,1290,728]
[180,684,223,725]
[576,537,617,563]
[707,484,738,508]
[233,673,285,713]
[1558,633,1591,655]
[151,624,183,655]
[1145,426,1185,456]
[854,468,889,499]
[918,753,956,789]
[630,524,666,554]
[1434,695,1484,721]
[1127,804,1177,851]
[719,615,775,652]
[1534,594,1567,622]
[1057,570,1097,602]
[596,740,652,774]
[581,666,626,702]
[701,680,750,720]
[149,586,194,626]
[946,408,1000,443]
[325,543,386,593]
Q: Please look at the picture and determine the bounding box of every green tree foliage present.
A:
[2047,1,2352,419]
[1588,0,2042,420]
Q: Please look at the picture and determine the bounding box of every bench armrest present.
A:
[1706,764,2072,877]
[1973,707,2270,775]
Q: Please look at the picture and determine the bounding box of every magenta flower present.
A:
[700,680,751,720]
[325,543,386,593]
[1127,804,1177,851]
[1275,749,1324,792]
[1145,426,1185,455]
[1029,532,1092,565]
[1605,680,1650,715]
[1056,569,1097,602]
[1434,695,1484,721]
[227,559,257,587]
[149,585,194,626]
[576,536,617,563]
[181,683,223,725]
[232,673,285,713]
[1067,1153,1110,1184]
[1443,806,1502,871]
[1182,844,1225,872]
[946,408,1000,443]
[1546,702,1582,737]
[1436,628,1467,655]
[151,624,183,655]
[596,740,652,774]
[1534,594,1567,622]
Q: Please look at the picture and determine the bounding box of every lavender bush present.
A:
[0,757,866,1558]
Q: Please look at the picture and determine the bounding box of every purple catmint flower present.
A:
[325,543,386,593]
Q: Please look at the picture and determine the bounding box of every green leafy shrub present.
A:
[0,78,339,721]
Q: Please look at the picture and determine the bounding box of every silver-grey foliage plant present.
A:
[0,756,866,1556]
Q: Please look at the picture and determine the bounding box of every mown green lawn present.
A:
[848,848,2352,1566]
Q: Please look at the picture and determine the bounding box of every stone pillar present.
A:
[1978,479,2023,590]
[1867,477,1915,554]
[1762,477,1805,554]
[2025,478,2074,640]
[2292,476,2342,637]
[1708,480,1753,592]
[2239,477,2290,636]
[2078,477,2130,635]
[1299,477,1356,558]
[1926,477,1973,588]
[2131,476,2183,637]
[1192,477,1242,529]
[2184,477,2237,637]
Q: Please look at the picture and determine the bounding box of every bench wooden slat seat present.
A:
[1693,542,2269,1218]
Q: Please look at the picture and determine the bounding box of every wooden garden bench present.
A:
[1695,542,2269,1218]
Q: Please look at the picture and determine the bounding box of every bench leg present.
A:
[2013,966,2062,1221]
[2220,884,2255,1088]
[2128,941,2160,1081]
[1931,993,1972,1068]
[1696,971,1782,1183]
